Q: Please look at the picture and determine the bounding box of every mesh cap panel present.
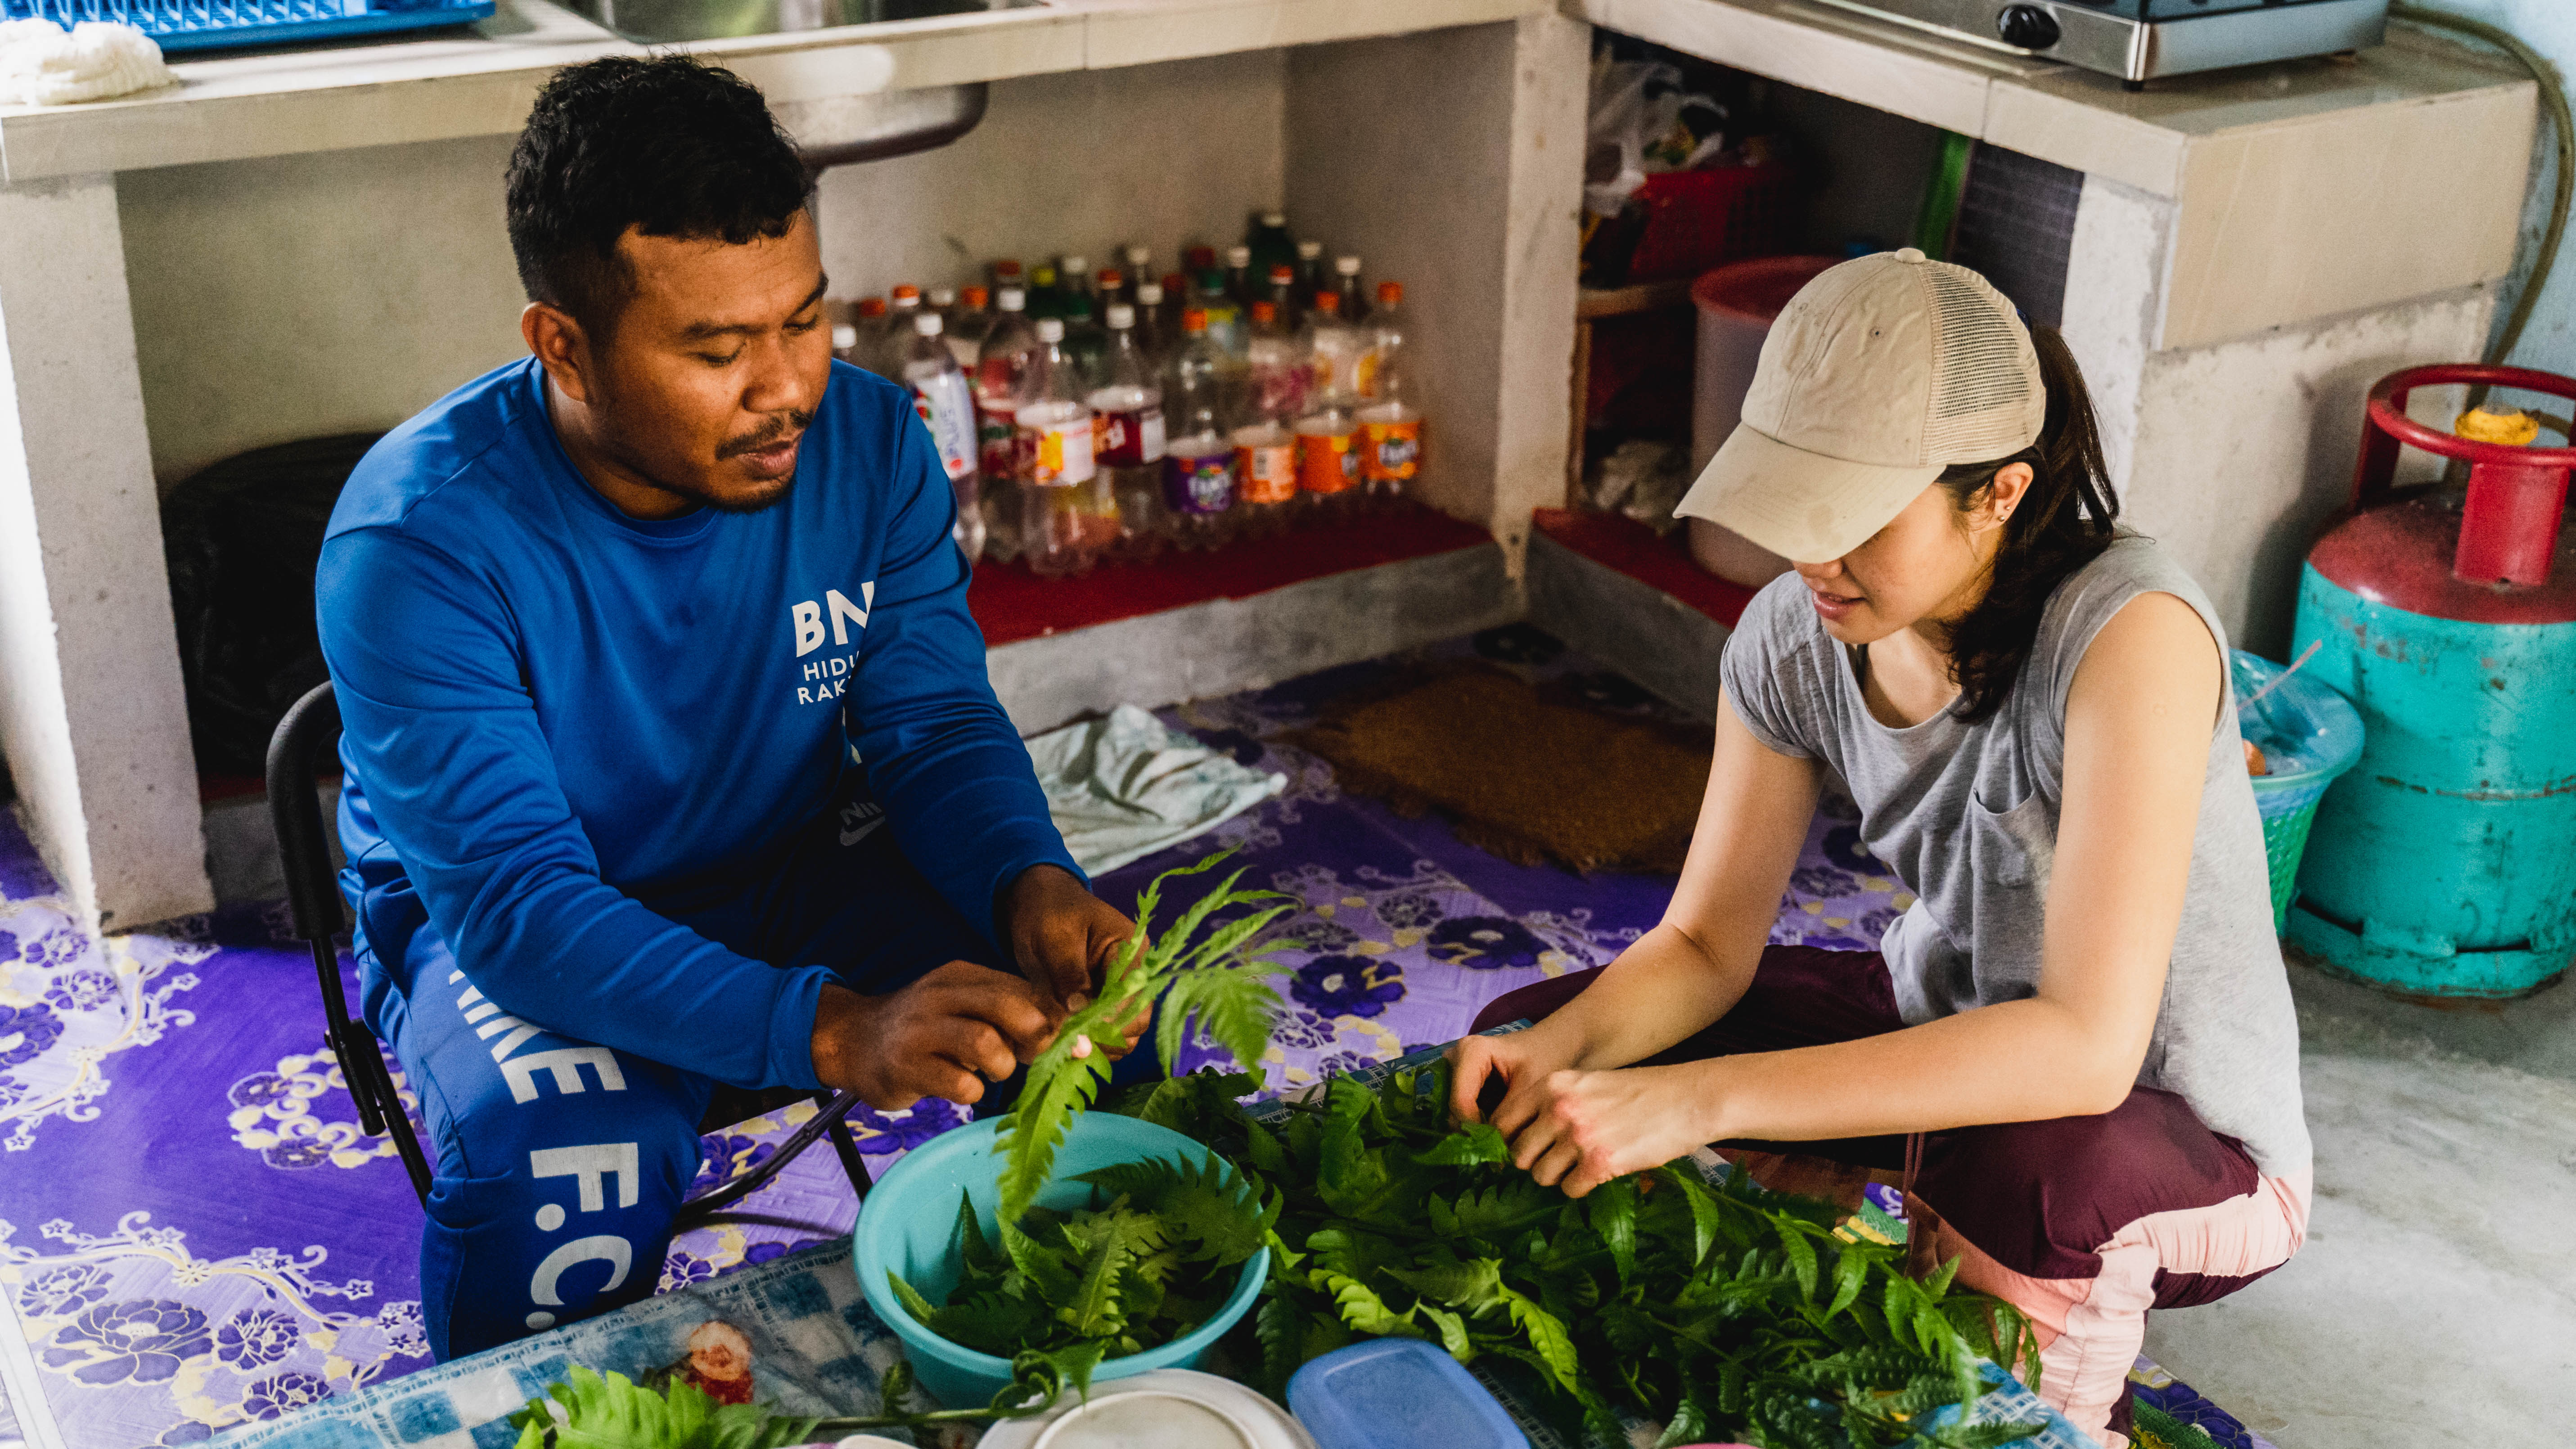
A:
[1920,265,2040,459]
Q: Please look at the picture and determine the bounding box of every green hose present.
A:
[2388,4,2574,385]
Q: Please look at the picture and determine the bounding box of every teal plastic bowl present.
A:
[851,1112,1269,1409]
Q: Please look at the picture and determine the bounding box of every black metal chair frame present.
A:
[266,680,869,1231]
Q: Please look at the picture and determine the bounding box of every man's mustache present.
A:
[716,410,814,459]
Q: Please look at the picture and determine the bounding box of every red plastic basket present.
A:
[1622,164,1798,283]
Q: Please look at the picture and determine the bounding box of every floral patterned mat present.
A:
[0,627,2261,1449]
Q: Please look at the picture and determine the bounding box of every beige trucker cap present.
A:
[1673,248,2045,564]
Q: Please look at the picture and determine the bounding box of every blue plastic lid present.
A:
[1285,1339,1527,1449]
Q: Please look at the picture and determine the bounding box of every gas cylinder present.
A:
[2288,364,2576,999]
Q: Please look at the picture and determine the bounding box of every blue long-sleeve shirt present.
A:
[318,356,1077,1090]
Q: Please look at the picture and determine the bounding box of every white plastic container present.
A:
[1688,255,1839,587]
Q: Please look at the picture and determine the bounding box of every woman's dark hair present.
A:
[504,56,813,339]
[1933,325,2121,723]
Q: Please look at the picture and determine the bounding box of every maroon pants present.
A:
[1469,946,2306,1443]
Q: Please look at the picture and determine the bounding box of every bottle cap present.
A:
[915,312,944,336]
[994,259,1024,279]
[1031,264,1057,286]
[1335,255,1361,275]
[1314,292,1339,315]
[1297,240,1323,259]
[1252,301,1276,324]
[1199,268,1227,291]
[1185,245,1216,270]
[1162,271,1187,292]
[962,285,990,306]
[1099,268,1123,288]
[1183,308,1208,332]
[1261,210,1287,227]
[832,324,858,349]
[997,287,1026,311]
[1108,303,1135,329]
[892,284,920,303]
[858,297,887,316]
[1135,283,1164,305]
[928,287,956,306]
[1060,255,1088,276]
[1378,281,1403,305]
[1226,245,1252,266]
[1036,317,1065,342]
[1270,264,1294,284]
[1124,244,1152,268]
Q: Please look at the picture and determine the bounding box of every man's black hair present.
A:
[505,56,814,338]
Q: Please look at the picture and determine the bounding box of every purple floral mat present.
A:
[0,627,2258,1449]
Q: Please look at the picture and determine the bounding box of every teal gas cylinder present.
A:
[2287,364,2576,998]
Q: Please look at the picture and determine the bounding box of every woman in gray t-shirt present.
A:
[1451,252,2309,1447]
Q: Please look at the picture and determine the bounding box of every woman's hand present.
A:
[1496,1061,1723,1198]
[1447,1026,1584,1128]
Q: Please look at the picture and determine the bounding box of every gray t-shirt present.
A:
[1720,536,2310,1179]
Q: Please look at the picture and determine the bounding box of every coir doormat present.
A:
[1291,665,1710,873]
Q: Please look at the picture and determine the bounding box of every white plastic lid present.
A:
[929,287,956,306]
[915,312,943,335]
[892,290,920,309]
[1029,1391,1259,1449]
[831,324,857,349]
[1135,283,1164,304]
[1261,210,1286,226]
[1335,255,1361,275]
[1124,244,1152,267]
[1036,317,1065,342]
[1226,245,1251,266]
[1062,255,1089,275]
[998,287,1027,311]
[1297,240,1323,259]
[1107,303,1135,328]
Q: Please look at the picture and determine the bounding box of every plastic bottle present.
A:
[1192,267,1245,360]
[1156,271,1189,339]
[1059,256,1093,311]
[1095,266,1127,315]
[1228,309,1300,537]
[1122,243,1154,284]
[889,284,923,329]
[1332,254,1371,325]
[1354,281,1421,512]
[904,311,985,561]
[1224,245,1256,312]
[1165,307,1240,550]
[1017,317,1114,578]
[1300,290,1365,405]
[1296,239,1327,302]
[1266,263,1302,333]
[1246,210,1297,278]
[1091,302,1168,558]
[1060,292,1109,389]
[1027,263,1063,320]
[831,320,861,366]
[851,297,892,376]
[946,285,992,368]
[1131,280,1171,368]
[973,287,1040,560]
[1246,300,1309,428]
[987,258,1025,295]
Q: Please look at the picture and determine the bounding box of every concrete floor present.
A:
[2141,953,2576,1446]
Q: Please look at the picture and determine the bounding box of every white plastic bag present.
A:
[0,19,174,107]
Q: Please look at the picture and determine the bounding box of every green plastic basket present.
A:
[2233,651,2364,934]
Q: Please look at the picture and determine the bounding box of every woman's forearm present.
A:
[1522,920,1761,1071]
[1690,994,2140,1143]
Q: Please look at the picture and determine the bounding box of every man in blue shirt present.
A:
[319,57,1133,1359]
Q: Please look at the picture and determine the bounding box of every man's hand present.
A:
[810,963,1054,1110]
[998,864,1145,1054]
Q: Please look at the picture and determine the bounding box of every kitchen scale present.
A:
[1808,0,2391,84]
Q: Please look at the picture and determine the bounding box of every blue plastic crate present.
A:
[1,0,495,54]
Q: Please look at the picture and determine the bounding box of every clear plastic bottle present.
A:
[904,311,986,561]
[1192,267,1244,358]
[1332,254,1371,325]
[1354,281,1421,513]
[1017,317,1114,578]
[1299,290,1365,405]
[1245,300,1309,428]
[1131,280,1171,369]
[987,258,1025,295]
[889,284,923,330]
[1224,244,1256,312]
[946,285,992,368]
[831,320,861,365]
[1227,306,1300,538]
[851,297,892,377]
[1027,263,1063,321]
[1090,303,1169,559]
[1155,271,1189,339]
[1295,239,1327,302]
[1246,210,1297,279]
[1059,256,1093,312]
[1163,308,1239,551]
[973,287,1040,560]
[1059,292,1109,390]
[1094,266,1127,315]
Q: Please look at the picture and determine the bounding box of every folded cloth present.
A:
[1026,704,1286,875]
[0,19,173,107]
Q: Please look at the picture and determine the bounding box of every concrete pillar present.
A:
[0,173,212,932]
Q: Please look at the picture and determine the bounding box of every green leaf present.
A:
[1383,1254,1506,1314]
[1419,1302,1474,1362]
[1159,961,1287,1077]
[886,1271,942,1328]
[1414,1122,1511,1166]
[1825,1241,1869,1322]
[1498,1287,1580,1394]
[1658,1165,1722,1270]
[1319,1271,1426,1338]
[1241,1118,1289,1175]
[951,1189,1002,1280]
[1774,1216,1819,1300]
[1587,1178,1638,1285]
[1653,1379,1711,1449]
[1255,1294,1306,1397]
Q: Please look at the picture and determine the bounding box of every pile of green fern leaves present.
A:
[1121,1063,2049,1449]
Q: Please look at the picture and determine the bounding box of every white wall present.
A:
[116,53,1290,494]
[811,51,1288,300]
